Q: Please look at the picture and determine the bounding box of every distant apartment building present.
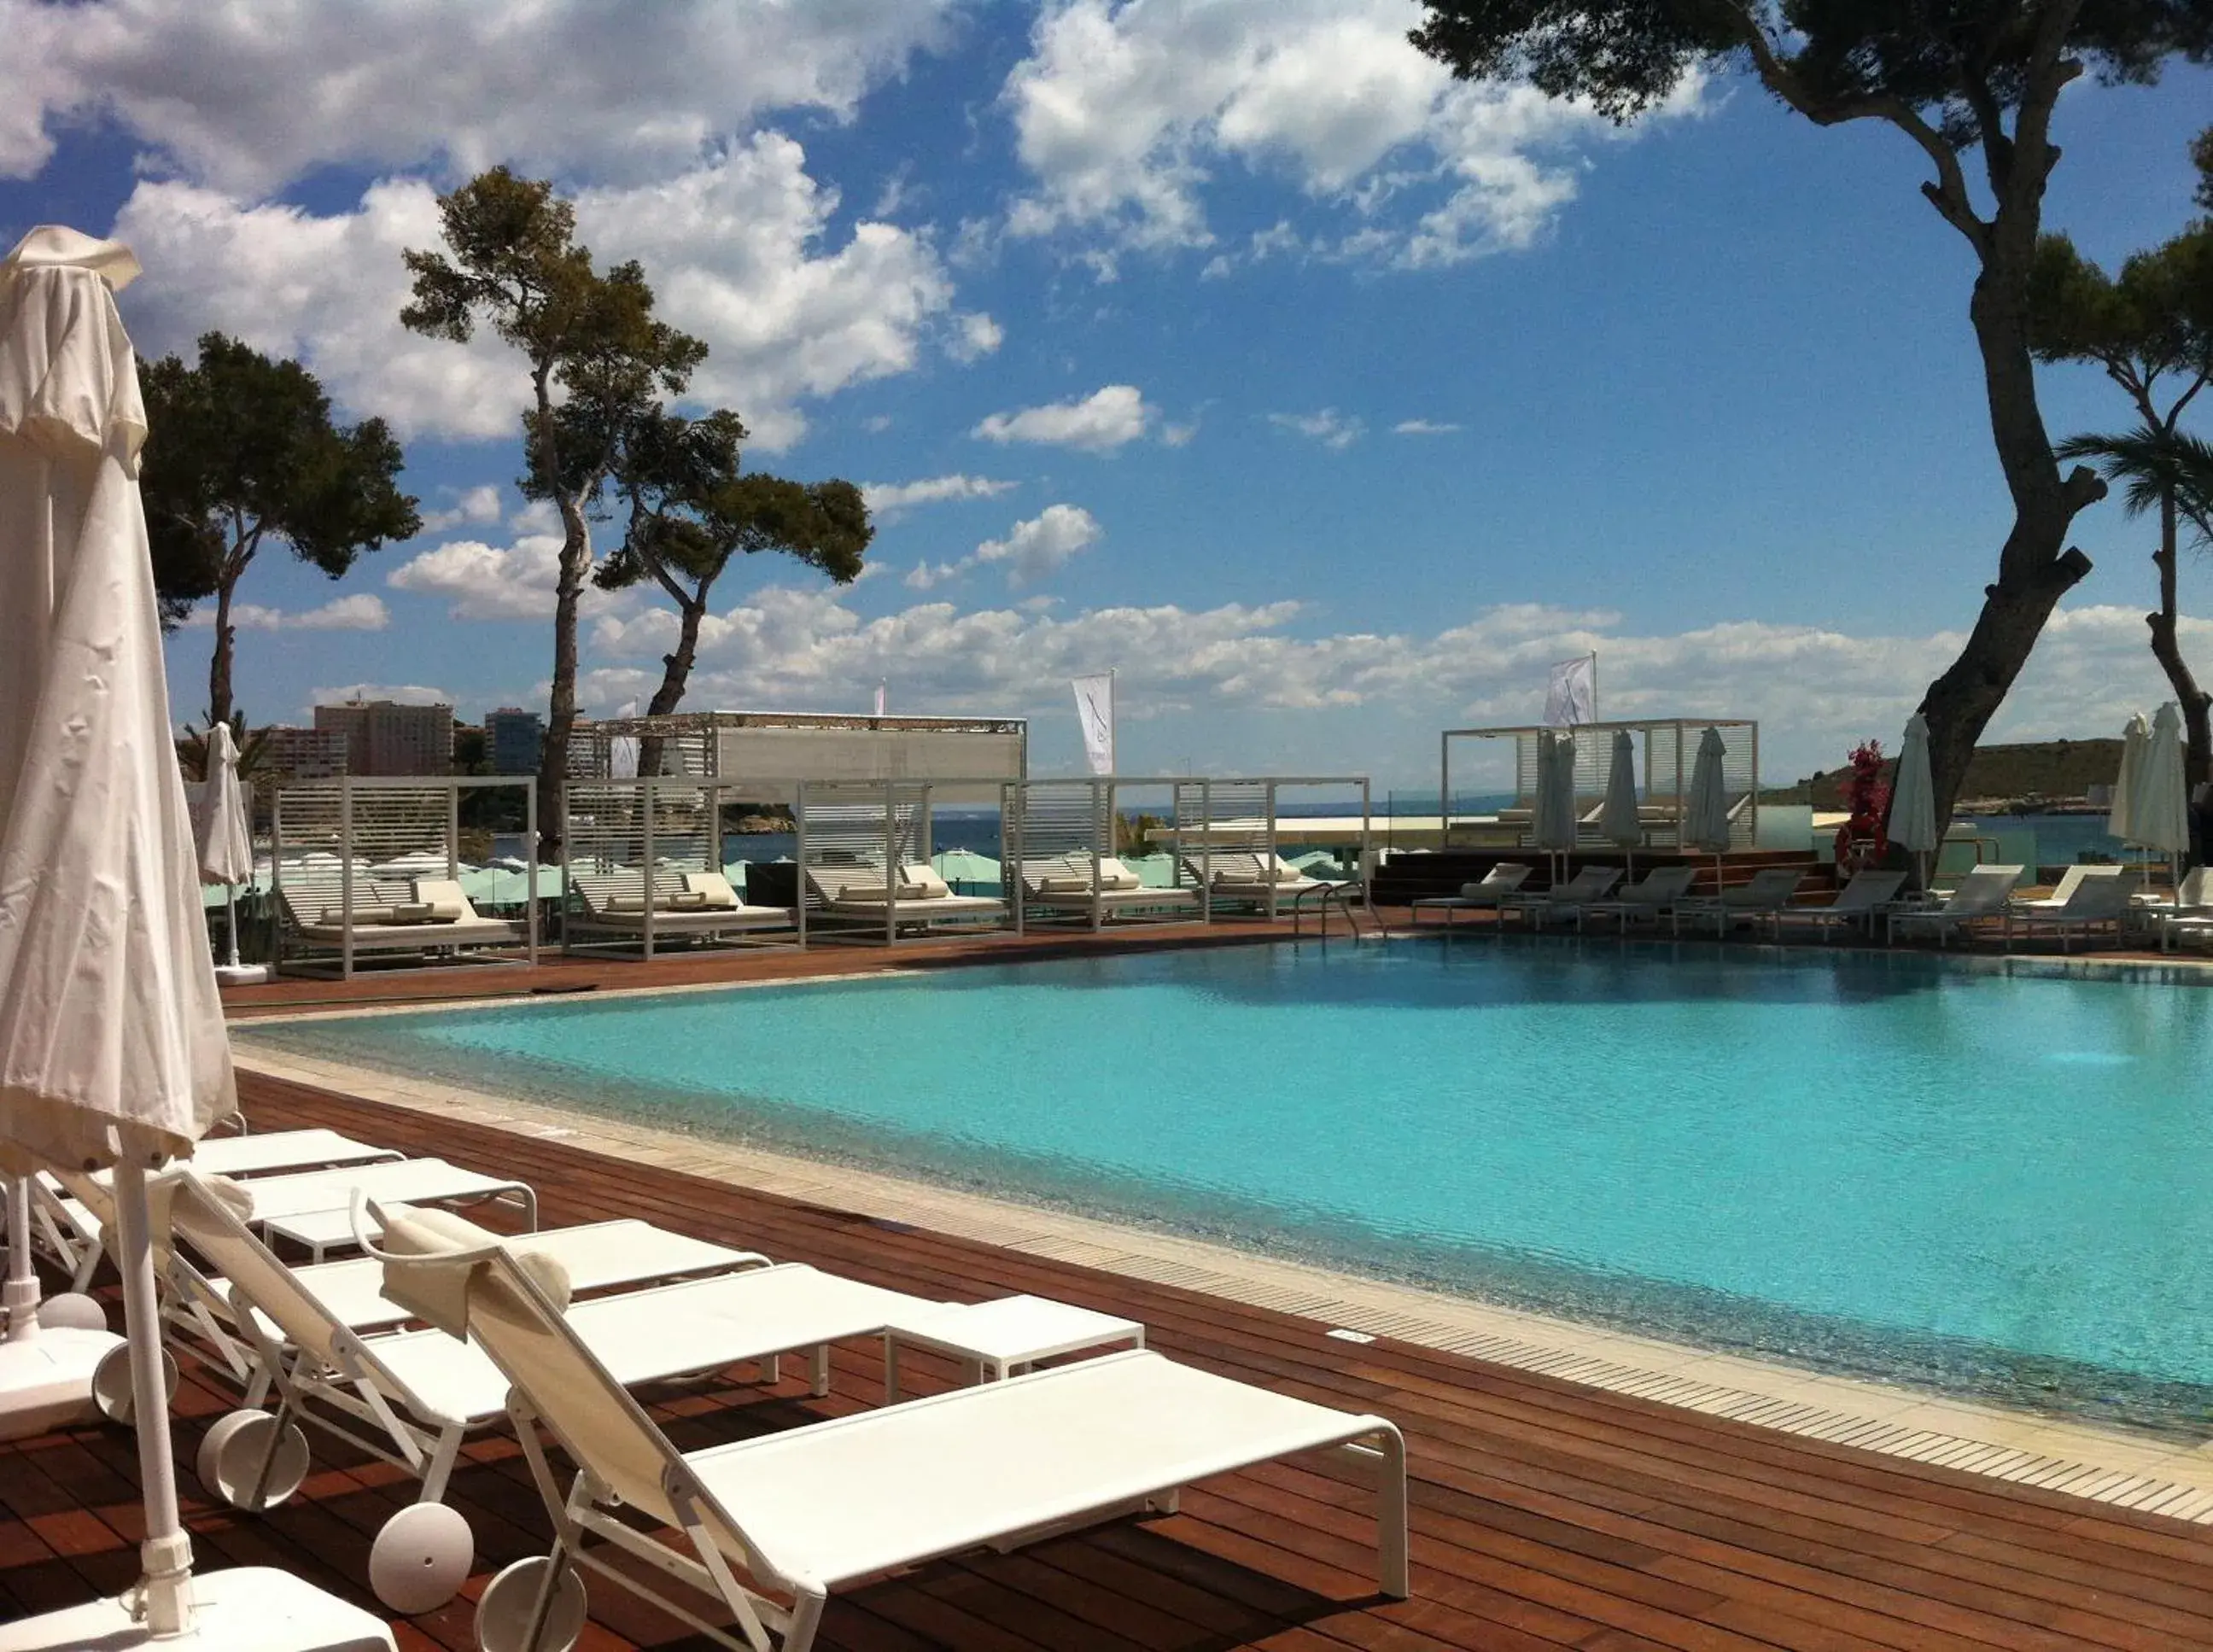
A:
[485,706,545,775]
[313,698,454,776]
[260,726,351,782]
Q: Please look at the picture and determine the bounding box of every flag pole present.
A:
[1108,667,1117,778]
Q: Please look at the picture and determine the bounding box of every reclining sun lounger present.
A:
[567,867,796,950]
[1185,850,1326,915]
[368,1201,1410,1652]
[809,863,1007,936]
[31,1127,406,1287]
[1021,854,1199,925]
[1769,868,1907,942]
[1574,865,1699,933]
[2011,863,2122,915]
[2006,868,2138,952]
[276,871,527,972]
[1408,862,1531,929]
[1674,865,1807,937]
[1887,864,2023,948]
[218,1155,540,1261]
[1498,864,1623,930]
[164,1174,1000,1614]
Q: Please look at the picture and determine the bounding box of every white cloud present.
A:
[972,384,1152,450]
[951,312,1005,361]
[386,534,634,623]
[902,504,1104,591]
[1001,0,1698,270]
[1393,418,1461,435]
[310,682,452,709]
[861,474,1019,518]
[113,137,959,449]
[1268,408,1364,450]
[0,0,958,195]
[417,485,505,534]
[179,593,390,632]
[563,588,2213,785]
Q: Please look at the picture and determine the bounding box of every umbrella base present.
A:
[0,1325,122,1440]
[214,962,270,985]
[0,1565,394,1650]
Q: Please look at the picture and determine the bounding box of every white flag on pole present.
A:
[1543,654,1597,727]
[1072,672,1115,775]
[873,680,886,716]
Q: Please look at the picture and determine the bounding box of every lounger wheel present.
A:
[371,1502,474,1614]
[36,1292,107,1332]
[197,1408,310,1510]
[91,1341,177,1424]
[476,1556,587,1652]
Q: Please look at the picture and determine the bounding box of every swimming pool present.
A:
[241,942,2213,1429]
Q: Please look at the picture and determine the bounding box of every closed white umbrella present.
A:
[2109,712,2147,844]
[2134,703,2190,887]
[1683,726,1731,890]
[1889,713,1939,890]
[1530,729,1579,880]
[190,722,262,981]
[0,228,389,1649]
[1598,727,1640,879]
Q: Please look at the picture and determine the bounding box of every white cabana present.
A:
[0,226,390,1651]
[2109,712,2148,844]
[1683,726,1731,883]
[190,722,263,983]
[2134,703,2191,884]
[1598,727,1640,875]
[1889,713,1939,889]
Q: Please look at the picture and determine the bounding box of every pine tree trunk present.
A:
[207,569,237,729]
[1915,198,2101,825]
[635,595,704,778]
[535,496,591,864]
[2148,493,2213,864]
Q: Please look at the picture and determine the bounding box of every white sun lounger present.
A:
[164,1176,979,1613]
[1769,868,1907,942]
[1674,865,1807,936]
[1498,864,1623,929]
[1408,862,1531,928]
[367,1207,1409,1652]
[2006,868,2138,952]
[233,1157,539,1260]
[1574,865,1699,933]
[28,1127,407,1287]
[1887,864,2023,947]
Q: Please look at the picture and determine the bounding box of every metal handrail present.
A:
[1290,880,1376,944]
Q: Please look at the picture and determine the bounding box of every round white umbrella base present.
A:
[0,1564,395,1651]
[0,1325,122,1439]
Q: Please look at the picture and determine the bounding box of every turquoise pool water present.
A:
[242,943,2213,1429]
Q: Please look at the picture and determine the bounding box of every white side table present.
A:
[881,1295,1144,1401]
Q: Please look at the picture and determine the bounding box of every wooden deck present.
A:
[9,1071,2213,1649]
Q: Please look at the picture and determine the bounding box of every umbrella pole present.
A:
[4,1178,38,1340]
[223,884,241,971]
[109,1160,194,1637]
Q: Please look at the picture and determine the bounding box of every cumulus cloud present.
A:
[114,137,958,449]
[1393,418,1460,435]
[951,312,1006,361]
[972,384,1152,450]
[417,485,505,534]
[904,504,1105,591]
[386,533,634,623]
[1268,408,1364,450]
[178,593,390,632]
[0,0,958,195]
[1001,0,1697,270]
[565,585,2213,784]
[861,474,1020,518]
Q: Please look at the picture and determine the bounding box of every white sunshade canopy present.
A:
[191,723,254,888]
[0,225,233,1169]
[1888,713,1939,856]
[2132,703,2191,855]
[2109,712,2148,844]
[1682,727,1731,855]
[1598,727,1640,849]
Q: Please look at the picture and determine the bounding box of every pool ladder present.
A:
[1289,882,1381,946]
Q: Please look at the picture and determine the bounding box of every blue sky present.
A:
[3,1,2209,791]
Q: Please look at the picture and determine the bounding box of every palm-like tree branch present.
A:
[2055,425,2213,546]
